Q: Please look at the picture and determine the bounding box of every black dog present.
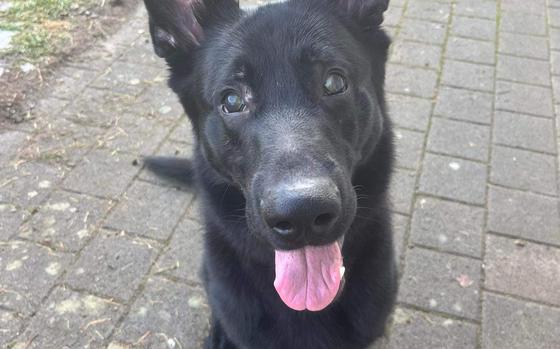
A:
[143,0,397,347]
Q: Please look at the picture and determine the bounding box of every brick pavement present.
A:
[1,0,560,348]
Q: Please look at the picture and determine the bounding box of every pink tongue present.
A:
[274,242,343,312]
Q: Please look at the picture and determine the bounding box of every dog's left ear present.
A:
[144,0,240,58]
[334,0,390,28]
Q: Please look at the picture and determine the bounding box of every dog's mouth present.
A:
[273,237,345,312]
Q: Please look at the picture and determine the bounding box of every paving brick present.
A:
[482,292,560,349]
[111,277,210,349]
[500,12,546,36]
[553,76,560,101]
[552,51,560,75]
[118,34,165,68]
[405,1,451,23]
[455,0,497,19]
[66,230,159,302]
[0,310,22,348]
[185,197,202,222]
[485,235,560,305]
[0,241,71,315]
[386,64,438,98]
[390,168,416,215]
[399,248,481,320]
[488,187,560,245]
[394,128,424,170]
[419,153,487,205]
[392,214,408,264]
[69,33,122,68]
[91,61,163,95]
[388,0,405,7]
[18,117,102,168]
[154,219,204,283]
[495,81,554,117]
[62,88,132,129]
[19,191,112,252]
[390,41,442,70]
[384,26,398,38]
[16,98,69,133]
[48,67,99,101]
[99,113,174,156]
[497,55,550,86]
[0,130,29,166]
[550,7,560,28]
[410,197,484,258]
[0,204,30,241]
[169,116,196,144]
[63,149,140,199]
[67,43,120,71]
[384,5,403,27]
[433,86,493,124]
[446,37,496,65]
[11,287,124,349]
[104,9,146,47]
[551,28,560,50]
[451,16,496,41]
[387,94,432,132]
[501,0,546,15]
[498,32,549,60]
[442,60,494,92]
[427,118,490,162]
[0,162,64,209]
[490,145,557,195]
[106,180,193,240]
[493,111,556,153]
[148,132,191,160]
[120,84,186,120]
[388,307,478,349]
[399,19,447,45]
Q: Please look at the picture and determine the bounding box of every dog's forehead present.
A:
[213,5,353,72]
[202,3,363,97]
[240,5,341,51]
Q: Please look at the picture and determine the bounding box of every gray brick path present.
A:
[1,0,560,348]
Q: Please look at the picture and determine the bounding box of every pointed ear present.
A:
[336,0,390,28]
[144,0,240,58]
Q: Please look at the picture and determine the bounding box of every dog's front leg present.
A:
[205,317,238,349]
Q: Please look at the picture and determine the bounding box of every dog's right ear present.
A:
[144,0,240,58]
[333,0,390,28]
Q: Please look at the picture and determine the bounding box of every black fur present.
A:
[143,156,195,186]
[143,0,397,348]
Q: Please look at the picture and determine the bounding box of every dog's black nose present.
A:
[262,178,341,239]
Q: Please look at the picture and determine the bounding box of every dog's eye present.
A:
[222,92,245,114]
[324,73,347,96]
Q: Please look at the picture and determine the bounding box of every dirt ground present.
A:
[0,0,141,123]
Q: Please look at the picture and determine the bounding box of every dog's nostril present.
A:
[273,221,294,235]
[314,213,334,227]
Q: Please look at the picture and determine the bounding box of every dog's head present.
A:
[145,0,391,311]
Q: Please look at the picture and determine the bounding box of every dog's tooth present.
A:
[340,266,346,278]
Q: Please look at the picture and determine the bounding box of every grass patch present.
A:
[0,0,91,62]
[7,0,75,19]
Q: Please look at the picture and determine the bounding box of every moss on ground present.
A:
[0,0,94,62]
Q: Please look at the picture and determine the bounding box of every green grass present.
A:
[7,0,75,18]
[0,0,88,62]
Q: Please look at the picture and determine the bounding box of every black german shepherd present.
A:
[142,0,396,347]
